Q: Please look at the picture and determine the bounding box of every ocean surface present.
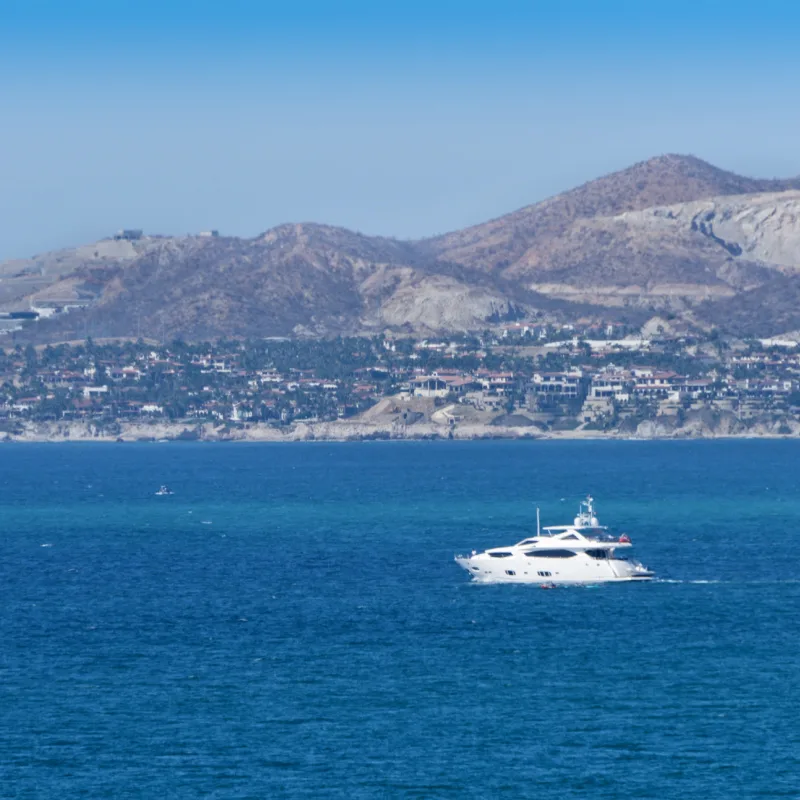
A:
[1,441,799,798]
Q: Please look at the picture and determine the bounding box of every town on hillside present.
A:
[2,319,800,440]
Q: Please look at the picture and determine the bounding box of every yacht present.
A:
[155,485,173,496]
[455,496,654,585]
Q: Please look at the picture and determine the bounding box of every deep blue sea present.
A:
[2,441,800,798]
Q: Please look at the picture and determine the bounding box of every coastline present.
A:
[2,419,798,443]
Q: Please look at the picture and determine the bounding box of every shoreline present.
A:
[2,420,799,443]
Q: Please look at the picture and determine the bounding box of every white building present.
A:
[589,372,633,402]
[412,377,449,398]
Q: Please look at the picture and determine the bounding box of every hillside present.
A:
[512,190,800,311]
[19,225,545,342]
[699,273,800,337]
[424,154,800,272]
[5,154,800,342]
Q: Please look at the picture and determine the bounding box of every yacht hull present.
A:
[455,555,655,585]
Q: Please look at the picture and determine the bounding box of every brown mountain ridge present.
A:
[6,154,800,342]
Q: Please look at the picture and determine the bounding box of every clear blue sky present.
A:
[2,0,800,259]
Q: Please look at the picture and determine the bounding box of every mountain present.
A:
[424,154,800,272]
[11,224,549,342]
[5,154,800,342]
[423,154,800,331]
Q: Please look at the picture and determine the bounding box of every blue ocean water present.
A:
[1,441,800,798]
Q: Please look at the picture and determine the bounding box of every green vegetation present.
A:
[0,328,796,437]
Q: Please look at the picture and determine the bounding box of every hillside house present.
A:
[530,371,584,400]
[412,376,449,398]
[477,371,515,397]
[632,371,679,398]
[674,378,714,399]
[589,372,633,402]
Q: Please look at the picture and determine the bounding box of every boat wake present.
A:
[462,578,612,589]
[656,578,800,586]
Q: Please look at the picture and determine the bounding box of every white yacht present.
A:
[155,485,173,496]
[455,496,654,585]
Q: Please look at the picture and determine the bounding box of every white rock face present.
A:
[619,190,800,269]
[375,276,515,331]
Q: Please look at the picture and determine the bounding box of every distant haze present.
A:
[2,0,800,260]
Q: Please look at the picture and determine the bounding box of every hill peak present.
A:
[427,153,800,270]
[589,152,796,201]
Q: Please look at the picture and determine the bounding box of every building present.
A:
[477,371,515,397]
[589,371,633,402]
[114,229,143,241]
[499,322,546,339]
[430,372,475,396]
[530,371,584,400]
[674,378,714,400]
[632,371,679,398]
[411,376,449,398]
[583,338,651,353]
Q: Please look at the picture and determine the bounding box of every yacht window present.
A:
[561,534,579,540]
[537,571,552,577]
[505,570,516,576]
[489,551,513,558]
[585,548,609,559]
[518,539,537,546]
[525,549,577,558]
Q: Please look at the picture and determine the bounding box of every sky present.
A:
[2,0,800,260]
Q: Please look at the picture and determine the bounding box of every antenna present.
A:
[536,506,541,537]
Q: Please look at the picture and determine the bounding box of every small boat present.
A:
[455,496,655,585]
[155,485,174,496]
